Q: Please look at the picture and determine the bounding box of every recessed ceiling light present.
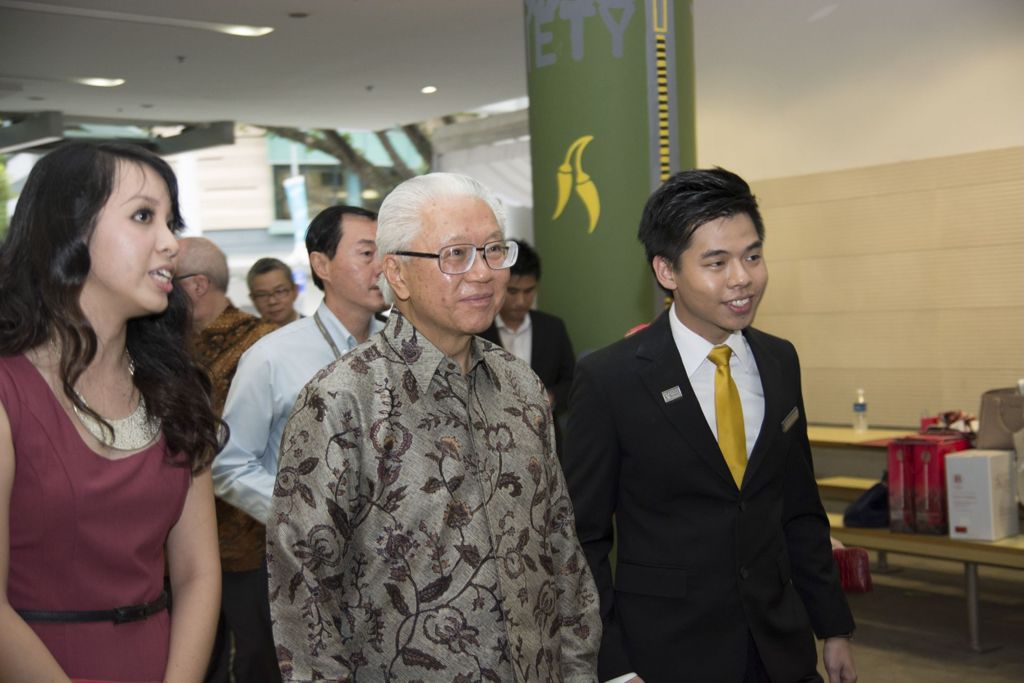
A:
[421,85,438,95]
[74,77,126,88]
[0,1,274,37]
[361,189,381,200]
[219,25,274,37]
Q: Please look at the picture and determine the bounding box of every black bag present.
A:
[843,473,889,528]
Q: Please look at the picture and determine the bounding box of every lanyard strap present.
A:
[313,311,343,361]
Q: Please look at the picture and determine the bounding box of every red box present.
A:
[888,435,970,534]
[911,434,969,534]
[887,440,915,533]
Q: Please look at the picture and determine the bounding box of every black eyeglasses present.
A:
[173,273,203,283]
[394,240,518,275]
[250,285,295,302]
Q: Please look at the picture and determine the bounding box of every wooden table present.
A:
[828,512,1024,651]
[806,426,917,479]
[807,425,916,449]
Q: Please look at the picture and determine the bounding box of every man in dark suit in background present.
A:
[562,168,857,683]
[481,240,575,452]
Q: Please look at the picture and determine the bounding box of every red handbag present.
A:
[833,547,873,593]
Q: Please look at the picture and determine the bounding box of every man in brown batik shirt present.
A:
[177,237,280,683]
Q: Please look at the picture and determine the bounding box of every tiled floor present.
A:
[815,553,1024,682]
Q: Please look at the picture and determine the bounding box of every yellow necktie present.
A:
[708,345,746,487]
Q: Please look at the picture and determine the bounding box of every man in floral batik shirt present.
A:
[267,173,600,682]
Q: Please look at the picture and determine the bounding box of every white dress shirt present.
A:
[496,312,532,365]
[212,300,386,524]
[667,303,765,458]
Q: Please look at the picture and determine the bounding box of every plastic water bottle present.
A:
[853,388,868,432]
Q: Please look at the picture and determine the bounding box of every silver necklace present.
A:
[72,354,161,451]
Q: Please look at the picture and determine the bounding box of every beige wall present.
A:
[170,128,274,231]
[753,146,1024,427]
[693,0,1024,181]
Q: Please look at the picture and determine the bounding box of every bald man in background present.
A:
[176,237,281,683]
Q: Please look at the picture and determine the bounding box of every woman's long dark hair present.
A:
[0,141,223,472]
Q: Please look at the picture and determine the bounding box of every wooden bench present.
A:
[827,512,1024,651]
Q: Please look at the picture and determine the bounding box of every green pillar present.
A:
[524,0,696,353]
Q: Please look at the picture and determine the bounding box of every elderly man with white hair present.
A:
[267,173,601,681]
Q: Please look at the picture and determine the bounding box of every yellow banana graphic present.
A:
[552,135,590,219]
[552,135,601,233]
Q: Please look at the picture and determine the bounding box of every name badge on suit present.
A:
[781,406,799,433]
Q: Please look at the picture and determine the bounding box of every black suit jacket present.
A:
[480,310,575,413]
[562,311,853,683]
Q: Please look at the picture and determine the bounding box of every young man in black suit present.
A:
[562,168,857,683]
[481,240,576,452]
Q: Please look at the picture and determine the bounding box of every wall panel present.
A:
[753,147,1024,427]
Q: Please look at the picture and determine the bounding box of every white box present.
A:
[945,449,1019,541]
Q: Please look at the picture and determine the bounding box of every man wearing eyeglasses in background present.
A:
[212,205,387,683]
[267,173,600,681]
[247,257,301,326]
[175,237,279,683]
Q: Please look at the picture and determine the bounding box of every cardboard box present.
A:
[887,440,915,533]
[946,449,1020,541]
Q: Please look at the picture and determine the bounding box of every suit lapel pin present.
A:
[662,386,683,403]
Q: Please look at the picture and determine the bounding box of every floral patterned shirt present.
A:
[267,311,600,682]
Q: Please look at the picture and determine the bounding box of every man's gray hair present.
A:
[377,172,507,304]
[177,236,229,292]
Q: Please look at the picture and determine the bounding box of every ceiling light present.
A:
[0,72,125,88]
[219,25,274,37]
[73,77,125,88]
[0,1,274,37]
[361,189,380,200]
[421,85,438,95]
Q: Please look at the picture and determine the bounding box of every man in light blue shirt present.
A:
[210,205,387,683]
[214,205,387,525]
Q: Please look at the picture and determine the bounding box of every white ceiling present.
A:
[1,0,1021,178]
[0,0,528,130]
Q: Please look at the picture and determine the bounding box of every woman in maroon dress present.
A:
[0,142,222,682]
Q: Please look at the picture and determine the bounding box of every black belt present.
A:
[16,590,169,625]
